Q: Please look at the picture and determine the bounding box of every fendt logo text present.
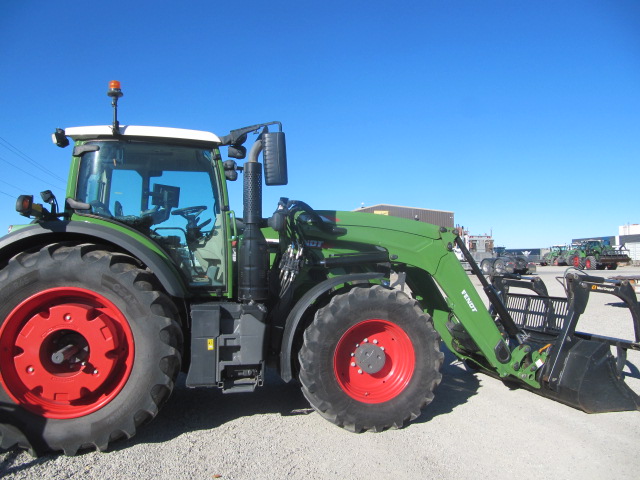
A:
[461,290,478,312]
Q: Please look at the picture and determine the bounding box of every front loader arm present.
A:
[401,228,537,384]
[308,211,541,388]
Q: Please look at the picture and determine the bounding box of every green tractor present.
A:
[555,244,580,266]
[563,244,583,268]
[0,83,638,456]
[540,245,564,266]
[570,239,632,270]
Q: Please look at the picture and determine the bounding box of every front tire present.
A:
[0,243,182,455]
[298,285,443,432]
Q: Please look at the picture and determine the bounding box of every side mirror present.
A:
[228,145,247,159]
[262,132,288,186]
[224,160,238,181]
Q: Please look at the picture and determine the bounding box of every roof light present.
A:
[52,127,69,148]
[107,80,124,134]
[107,80,123,98]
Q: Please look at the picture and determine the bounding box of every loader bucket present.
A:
[487,270,640,414]
[543,339,640,413]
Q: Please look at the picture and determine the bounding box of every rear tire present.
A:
[585,256,597,270]
[298,285,443,432]
[493,258,506,274]
[0,243,182,455]
[480,258,494,276]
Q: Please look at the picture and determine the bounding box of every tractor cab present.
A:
[65,126,229,290]
[39,82,287,296]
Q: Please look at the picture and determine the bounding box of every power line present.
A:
[0,189,16,199]
[0,177,24,193]
[0,154,67,191]
[0,135,68,184]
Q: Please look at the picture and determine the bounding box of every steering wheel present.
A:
[171,206,207,219]
[171,205,211,234]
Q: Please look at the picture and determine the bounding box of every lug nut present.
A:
[351,362,356,367]
[357,369,363,374]
[27,366,34,373]
[373,339,378,344]
[364,338,369,343]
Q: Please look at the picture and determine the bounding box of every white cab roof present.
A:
[65,125,221,145]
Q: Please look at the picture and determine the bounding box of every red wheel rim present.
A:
[0,287,134,419]
[573,257,581,267]
[334,319,414,404]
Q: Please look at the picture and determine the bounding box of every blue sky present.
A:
[1,0,638,248]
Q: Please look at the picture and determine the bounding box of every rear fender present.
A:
[0,221,187,298]
[278,272,385,382]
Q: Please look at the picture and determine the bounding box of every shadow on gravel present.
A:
[622,361,640,380]
[0,349,481,461]
[118,348,480,450]
[607,301,634,308]
[114,368,313,451]
[411,348,480,425]
[0,449,51,478]
[0,403,51,475]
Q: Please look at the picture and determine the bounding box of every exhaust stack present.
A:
[238,138,269,302]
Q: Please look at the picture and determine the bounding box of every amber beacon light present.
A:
[107,80,124,133]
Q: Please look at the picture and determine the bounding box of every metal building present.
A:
[355,204,454,229]
[619,234,640,264]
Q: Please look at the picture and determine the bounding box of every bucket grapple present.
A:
[488,269,640,412]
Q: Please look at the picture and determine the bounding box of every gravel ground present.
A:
[2,266,639,480]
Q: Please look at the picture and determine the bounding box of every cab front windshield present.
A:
[75,140,226,290]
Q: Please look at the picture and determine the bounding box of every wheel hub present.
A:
[46,330,89,370]
[354,342,386,374]
[0,287,134,419]
[334,319,415,404]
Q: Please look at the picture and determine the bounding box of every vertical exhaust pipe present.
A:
[238,138,269,302]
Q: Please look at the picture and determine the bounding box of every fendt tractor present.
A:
[1,83,639,456]
[568,239,632,271]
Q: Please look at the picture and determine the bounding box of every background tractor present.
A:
[540,245,564,266]
[0,83,638,456]
[569,239,631,270]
